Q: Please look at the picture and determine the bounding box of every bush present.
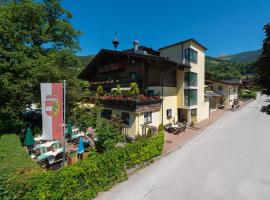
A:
[0,134,41,199]
[96,85,103,96]
[70,106,97,131]
[128,82,140,96]
[95,118,124,152]
[2,132,164,199]
[242,90,257,99]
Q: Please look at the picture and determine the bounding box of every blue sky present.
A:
[62,0,270,57]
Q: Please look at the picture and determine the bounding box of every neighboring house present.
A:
[79,39,209,137]
[205,73,241,108]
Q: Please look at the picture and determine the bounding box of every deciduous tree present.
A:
[256,23,270,95]
[0,0,88,133]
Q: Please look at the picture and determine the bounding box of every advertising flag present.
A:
[41,83,63,140]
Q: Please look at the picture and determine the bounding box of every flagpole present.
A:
[63,80,66,166]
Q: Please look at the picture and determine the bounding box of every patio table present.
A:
[37,147,63,161]
[33,140,60,150]
[71,133,84,140]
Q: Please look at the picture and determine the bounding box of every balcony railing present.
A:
[90,96,162,112]
[90,79,142,90]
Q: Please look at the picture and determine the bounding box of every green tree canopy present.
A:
[256,23,270,95]
[0,0,88,133]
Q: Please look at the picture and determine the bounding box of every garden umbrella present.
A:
[77,137,84,154]
[66,122,73,136]
[24,127,35,146]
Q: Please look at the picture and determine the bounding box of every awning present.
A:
[205,91,222,97]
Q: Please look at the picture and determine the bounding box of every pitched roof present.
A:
[78,49,189,80]
[159,39,207,51]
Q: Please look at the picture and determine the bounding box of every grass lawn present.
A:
[0,134,41,180]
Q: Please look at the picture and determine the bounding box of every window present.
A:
[101,109,112,120]
[184,72,198,86]
[144,112,152,123]
[218,85,223,91]
[166,109,172,119]
[184,89,197,106]
[121,112,130,125]
[191,109,197,116]
[184,48,198,64]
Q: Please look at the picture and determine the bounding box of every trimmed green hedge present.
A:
[0,134,41,199]
[241,90,257,99]
[2,131,164,200]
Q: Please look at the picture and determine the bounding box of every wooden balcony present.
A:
[90,96,162,112]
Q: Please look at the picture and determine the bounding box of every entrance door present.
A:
[178,108,186,122]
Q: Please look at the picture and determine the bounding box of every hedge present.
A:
[240,90,257,99]
[2,131,164,200]
[0,134,41,199]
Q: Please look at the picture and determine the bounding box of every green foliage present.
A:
[240,90,257,99]
[146,128,153,137]
[96,85,103,96]
[206,56,254,79]
[124,132,164,169]
[158,123,164,132]
[95,118,123,152]
[69,106,97,131]
[2,132,164,200]
[0,134,41,199]
[78,55,94,68]
[128,82,140,96]
[255,23,270,96]
[0,0,89,133]
[114,84,122,96]
[219,49,262,62]
[110,113,124,132]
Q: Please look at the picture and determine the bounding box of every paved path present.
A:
[96,94,270,200]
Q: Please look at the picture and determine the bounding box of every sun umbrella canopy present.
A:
[24,127,35,146]
[77,137,84,154]
[66,122,73,135]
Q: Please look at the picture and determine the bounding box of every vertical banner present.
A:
[41,83,63,140]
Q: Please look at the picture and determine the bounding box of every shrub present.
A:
[0,134,41,199]
[96,85,103,96]
[128,82,140,96]
[242,90,257,99]
[70,106,97,131]
[95,118,124,152]
[2,132,164,200]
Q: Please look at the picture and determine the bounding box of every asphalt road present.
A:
[96,94,270,200]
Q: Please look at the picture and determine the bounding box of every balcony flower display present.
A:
[89,95,162,111]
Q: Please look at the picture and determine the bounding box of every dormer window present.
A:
[184,48,198,64]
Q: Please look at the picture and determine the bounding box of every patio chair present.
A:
[38,158,50,170]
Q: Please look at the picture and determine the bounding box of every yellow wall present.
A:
[212,82,239,107]
[160,41,209,123]
[147,86,178,125]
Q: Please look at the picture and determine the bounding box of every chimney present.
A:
[133,40,139,52]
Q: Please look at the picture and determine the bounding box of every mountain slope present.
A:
[78,55,94,68]
[218,49,262,62]
[205,56,251,79]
